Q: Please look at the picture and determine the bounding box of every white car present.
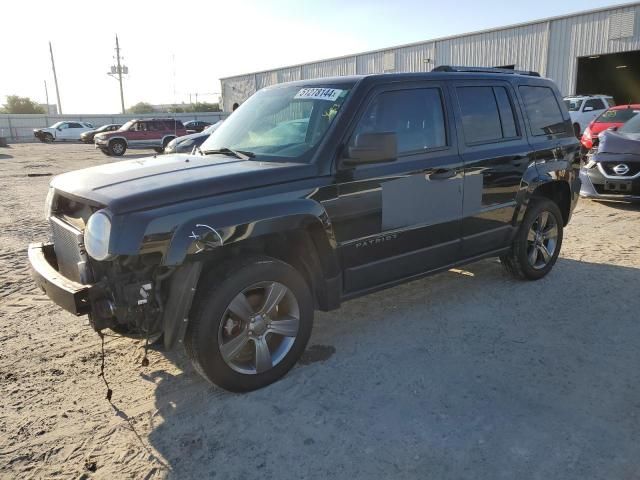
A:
[563,95,615,136]
[33,121,95,143]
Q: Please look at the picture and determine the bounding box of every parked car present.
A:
[94,118,187,156]
[183,120,212,133]
[164,120,224,154]
[33,121,95,143]
[564,95,615,136]
[28,67,580,392]
[80,124,122,144]
[580,112,640,202]
[580,104,640,151]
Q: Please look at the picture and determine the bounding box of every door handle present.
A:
[428,168,456,180]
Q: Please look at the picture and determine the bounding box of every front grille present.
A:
[600,161,640,177]
[50,216,87,283]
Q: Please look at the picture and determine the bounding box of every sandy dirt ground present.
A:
[1,143,640,480]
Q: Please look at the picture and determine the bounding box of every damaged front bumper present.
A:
[28,242,92,315]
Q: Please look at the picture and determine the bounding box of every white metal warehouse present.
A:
[220,2,640,111]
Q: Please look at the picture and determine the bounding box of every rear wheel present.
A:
[185,255,313,392]
[108,139,126,156]
[500,198,563,280]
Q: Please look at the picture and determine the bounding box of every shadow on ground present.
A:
[146,258,640,479]
[0,154,13,160]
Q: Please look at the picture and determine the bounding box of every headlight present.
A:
[84,211,113,261]
[44,188,56,220]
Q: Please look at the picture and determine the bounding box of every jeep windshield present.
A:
[200,84,353,162]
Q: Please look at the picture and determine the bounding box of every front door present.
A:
[452,81,534,258]
[329,82,464,294]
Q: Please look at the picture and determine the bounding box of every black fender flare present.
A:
[162,198,340,276]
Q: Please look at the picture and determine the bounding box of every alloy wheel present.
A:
[217,281,300,375]
[526,211,558,270]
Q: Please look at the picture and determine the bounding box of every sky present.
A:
[0,0,630,113]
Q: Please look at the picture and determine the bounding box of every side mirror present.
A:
[57,128,62,131]
[583,106,594,112]
[343,132,398,166]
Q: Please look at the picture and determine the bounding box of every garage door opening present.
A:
[576,51,640,104]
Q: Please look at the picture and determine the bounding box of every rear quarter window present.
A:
[519,86,567,136]
[457,85,519,144]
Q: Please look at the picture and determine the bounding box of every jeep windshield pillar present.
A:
[29,68,580,392]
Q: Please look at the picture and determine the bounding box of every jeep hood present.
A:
[51,154,315,214]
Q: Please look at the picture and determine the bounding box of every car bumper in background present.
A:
[580,166,640,202]
[28,242,91,315]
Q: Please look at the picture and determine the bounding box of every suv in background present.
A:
[183,120,212,133]
[94,118,187,156]
[29,67,580,392]
[564,95,615,136]
[33,121,95,143]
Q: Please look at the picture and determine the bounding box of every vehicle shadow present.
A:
[147,257,640,479]
[0,154,13,159]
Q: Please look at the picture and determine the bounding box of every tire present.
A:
[42,133,54,143]
[108,139,126,156]
[162,137,174,150]
[500,198,563,281]
[185,255,314,392]
[573,123,581,138]
[153,147,164,154]
[99,148,110,156]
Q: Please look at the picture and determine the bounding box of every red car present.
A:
[94,118,187,156]
[581,104,640,150]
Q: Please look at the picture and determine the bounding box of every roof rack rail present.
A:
[433,65,541,77]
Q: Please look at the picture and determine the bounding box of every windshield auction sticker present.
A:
[294,88,343,101]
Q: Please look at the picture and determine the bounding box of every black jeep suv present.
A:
[28,67,581,392]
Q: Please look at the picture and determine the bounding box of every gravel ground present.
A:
[1,143,640,480]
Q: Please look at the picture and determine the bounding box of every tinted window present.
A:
[585,98,605,110]
[619,113,640,133]
[494,87,518,138]
[68,123,83,128]
[520,86,566,136]
[353,88,446,154]
[457,86,518,143]
[564,99,583,111]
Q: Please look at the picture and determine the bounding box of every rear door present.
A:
[330,81,464,294]
[452,80,533,258]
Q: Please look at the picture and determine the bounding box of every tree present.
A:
[127,102,155,114]
[1,95,46,114]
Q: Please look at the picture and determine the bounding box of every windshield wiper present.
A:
[202,147,255,160]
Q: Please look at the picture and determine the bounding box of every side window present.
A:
[584,98,605,111]
[58,123,69,129]
[69,122,82,128]
[519,86,566,136]
[352,88,447,155]
[457,86,518,144]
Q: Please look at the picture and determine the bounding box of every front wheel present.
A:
[108,139,126,156]
[500,198,563,280]
[185,255,313,392]
[42,133,54,143]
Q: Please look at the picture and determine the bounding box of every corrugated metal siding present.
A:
[435,23,549,74]
[547,4,640,95]
[301,57,356,79]
[221,4,640,107]
[395,43,436,72]
[222,74,257,112]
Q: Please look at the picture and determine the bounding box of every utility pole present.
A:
[115,35,125,114]
[108,35,128,113]
[49,42,62,114]
[44,80,50,114]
